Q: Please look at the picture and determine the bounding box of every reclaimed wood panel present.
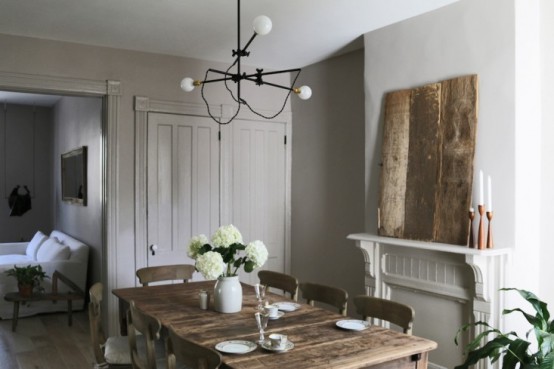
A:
[434,75,478,244]
[403,83,441,241]
[378,75,478,246]
[113,281,437,369]
[379,90,411,237]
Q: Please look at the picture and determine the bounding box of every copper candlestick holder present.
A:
[477,205,485,250]
[486,211,493,248]
[468,209,476,248]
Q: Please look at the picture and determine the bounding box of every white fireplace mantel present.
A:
[347,233,511,369]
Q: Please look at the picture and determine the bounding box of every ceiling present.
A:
[0,0,458,105]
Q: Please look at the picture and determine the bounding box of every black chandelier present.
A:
[180,0,312,125]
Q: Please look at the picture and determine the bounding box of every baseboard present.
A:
[429,362,448,369]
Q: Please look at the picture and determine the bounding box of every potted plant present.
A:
[454,288,554,369]
[5,264,48,297]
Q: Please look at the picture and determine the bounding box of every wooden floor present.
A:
[0,310,96,369]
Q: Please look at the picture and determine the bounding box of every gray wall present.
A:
[291,49,366,311]
[0,104,54,242]
[53,95,103,289]
[0,33,292,290]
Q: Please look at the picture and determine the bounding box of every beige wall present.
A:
[0,33,292,290]
[291,49,366,310]
[53,95,103,289]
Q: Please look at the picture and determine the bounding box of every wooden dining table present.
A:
[112,281,437,369]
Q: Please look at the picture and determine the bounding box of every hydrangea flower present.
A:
[188,225,269,279]
[245,240,268,268]
[211,224,243,248]
[187,234,209,259]
[195,251,225,280]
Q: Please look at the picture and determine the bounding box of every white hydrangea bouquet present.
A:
[188,224,269,280]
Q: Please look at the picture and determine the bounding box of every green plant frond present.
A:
[456,337,513,369]
[502,288,550,322]
[538,351,554,369]
[502,339,532,369]
[463,329,512,353]
[504,308,545,329]
[199,244,212,254]
[455,321,501,345]
[538,332,554,358]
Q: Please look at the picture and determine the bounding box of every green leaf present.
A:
[503,339,532,369]
[455,336,515,369]
[502,288,550,323]
[244,261,255,273]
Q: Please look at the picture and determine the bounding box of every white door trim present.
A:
[0,71,121,334]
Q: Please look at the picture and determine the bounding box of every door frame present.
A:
[0,71,121,331]
[134,96,292,276]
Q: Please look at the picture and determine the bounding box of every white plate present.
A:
[260,340,295,352]
[268,311,285,320]
[274,302,301,312]
[215,340,257,354]
[335,319,370,331]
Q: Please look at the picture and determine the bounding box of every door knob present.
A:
[150,244,158,256]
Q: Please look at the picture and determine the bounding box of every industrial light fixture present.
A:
[180,0,312,125]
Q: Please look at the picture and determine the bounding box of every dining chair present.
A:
[353,295,415,334]
[299,282,348,316]
[89,282,133,368]
[166,326,222,369]
[127,300,167,369]
[258,270,299,301]
[136,264,196,286]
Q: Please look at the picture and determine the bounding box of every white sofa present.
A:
[0,230,89,319]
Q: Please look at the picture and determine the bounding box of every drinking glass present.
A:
[254,311,269,343]
[254,283,267,311]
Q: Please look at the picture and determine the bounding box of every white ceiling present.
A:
[0,0,458,105]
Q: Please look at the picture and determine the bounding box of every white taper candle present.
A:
[479,170,484,205]
[488,175,492,212]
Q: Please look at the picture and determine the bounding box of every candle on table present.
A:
[479,170,484,205]
[487,175,493,212]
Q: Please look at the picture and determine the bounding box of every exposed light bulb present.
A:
[296,86,312,100]
[253,15,272,36]
[180,77,196,92]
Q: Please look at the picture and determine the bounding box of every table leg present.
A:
[11,301,19,332]
[118,298,129,335]
[67,300,73,326]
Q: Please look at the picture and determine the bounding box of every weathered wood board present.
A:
[378,75,478,245]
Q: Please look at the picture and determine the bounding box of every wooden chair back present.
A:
[299,282,348,316]
[89,282,108,366]
[166,326,222,369]
[258,270,299,301]
[127,300,162,369]
[136,264,195,286]
[353,295,415,334]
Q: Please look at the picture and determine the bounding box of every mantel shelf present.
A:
[347,232,510,369]
[347,233,511,257]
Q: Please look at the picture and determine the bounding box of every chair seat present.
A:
[104,336,131,365]
[104,335,167,368]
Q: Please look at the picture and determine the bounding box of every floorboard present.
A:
[0,311,96,369]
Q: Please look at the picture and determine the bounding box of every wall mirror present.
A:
[61,146,87,206]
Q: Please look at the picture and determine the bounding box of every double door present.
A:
[146,113,287,284]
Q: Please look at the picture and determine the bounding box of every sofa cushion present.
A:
[0,254,34,264]
[26,231,48,260]
[36,238,71,262]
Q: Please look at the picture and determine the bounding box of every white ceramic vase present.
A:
[214,275,242,313]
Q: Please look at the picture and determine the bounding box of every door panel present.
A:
[230,120,287,284]
[147,113,219,272]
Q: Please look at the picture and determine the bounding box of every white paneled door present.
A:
[226,119,287,285]
[146,111,288,283]
[147,113,219,269]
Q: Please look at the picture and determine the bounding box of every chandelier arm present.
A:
[243,68,302,78]
[207,69,238,78]
[241,33,258,54]
[243,77,295,92]
[201,71,242,125]
[201,77,235,84]
[242,69,301,120]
